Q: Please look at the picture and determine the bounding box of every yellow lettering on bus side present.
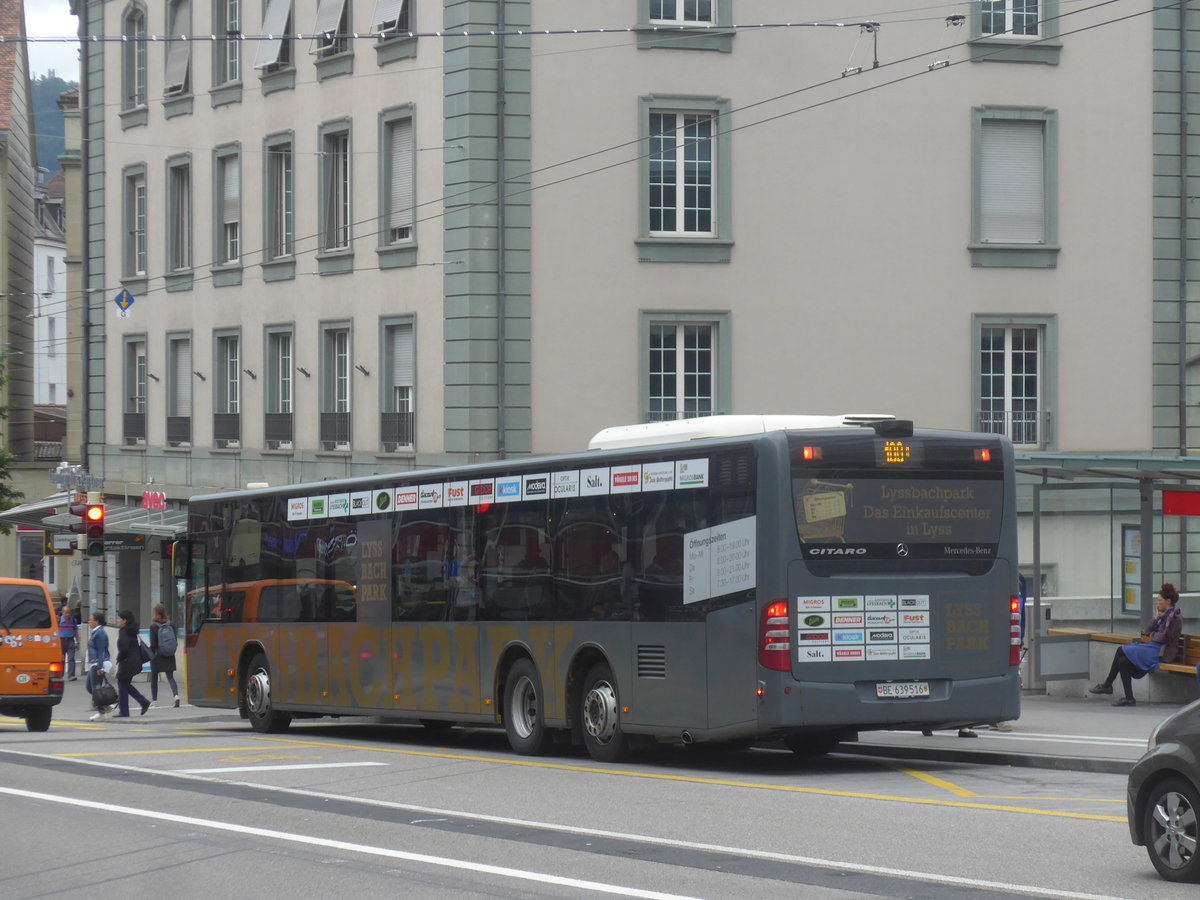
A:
[350,625,389,709]
[419,626,452,711]
[284,627,322,704]
[450,625,480,713]
[392,625,417,707]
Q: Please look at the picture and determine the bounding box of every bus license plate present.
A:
[876,681,929,699]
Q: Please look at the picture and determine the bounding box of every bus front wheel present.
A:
[504,658,553,755]
[245,653,292,734]
[580,662,630,763]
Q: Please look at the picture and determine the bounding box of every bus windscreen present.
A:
[789,434,1005,573]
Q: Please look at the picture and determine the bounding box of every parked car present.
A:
[1127,699,1200,882]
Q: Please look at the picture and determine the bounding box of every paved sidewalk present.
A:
[53,672,240,726]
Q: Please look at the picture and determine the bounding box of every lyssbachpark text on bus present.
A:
[175,414,1020,762]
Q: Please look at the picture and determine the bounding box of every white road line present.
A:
[883,730,1148,748]
[0,785,700,900]
[0,748,1133,900]
[179,762,389,774]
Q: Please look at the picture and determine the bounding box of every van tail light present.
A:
[760,600,791,671]
[1009,596,1022,666]
[48,663,64,675]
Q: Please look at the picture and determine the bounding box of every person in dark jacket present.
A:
[114,609,151,718]
[148,603,180,708]
[58,602,78,680]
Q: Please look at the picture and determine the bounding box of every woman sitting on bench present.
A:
[1089,583,1183,707]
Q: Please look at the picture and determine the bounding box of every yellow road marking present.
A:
[244,734,1126,823]
[890,765,978,797]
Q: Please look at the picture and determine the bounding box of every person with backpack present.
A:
[148,603,180,708]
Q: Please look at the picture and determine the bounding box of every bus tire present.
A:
[245,653,292,734]
[24,707,51,732]
[504,658,553,755]
[580,662,630,763]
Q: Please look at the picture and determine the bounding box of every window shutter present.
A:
[372,0,405,32]
[980,119,1044,243]
[391,323,414,388]
[255,0,291,68]
[222,156,240,225]
[311,0,346,52]
[174,342,192,416]
[164,0,191,94]
[389,119,415,239]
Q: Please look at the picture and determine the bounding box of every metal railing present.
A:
[380,411,414,452]
[264,412,293,449]
[320,411,351,450]
[976,409,1051,448]
[166,415,191,446]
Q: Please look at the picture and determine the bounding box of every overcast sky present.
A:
[26,0,79,80]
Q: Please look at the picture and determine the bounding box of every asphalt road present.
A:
[0,704,1192,900]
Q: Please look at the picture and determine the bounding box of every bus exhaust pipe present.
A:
[681,731,695,744]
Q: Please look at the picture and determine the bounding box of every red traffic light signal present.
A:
[84,503,105,557]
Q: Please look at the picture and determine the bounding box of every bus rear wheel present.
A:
[24,707,51,732]
[245,653,292,734]
[580,662,630,763]
[504,658,553,755]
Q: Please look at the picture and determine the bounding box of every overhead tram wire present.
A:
[54,0,1158,306]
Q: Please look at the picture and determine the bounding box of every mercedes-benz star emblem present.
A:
[896,543,910,557]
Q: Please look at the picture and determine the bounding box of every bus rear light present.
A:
[760,600,791,671]
[1009,596,1022,666]
[974,448,992,462]
[802,446,822,461]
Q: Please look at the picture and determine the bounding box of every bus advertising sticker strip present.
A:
[796,596,932,664]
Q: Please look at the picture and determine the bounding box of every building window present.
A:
[254,0,293,71]
[382,112,414,244]
[124,337,147,445]
[970,106,1058,268]
[167,336,193,447]
[381,320,414,451]
[649,112,714,236]
[167,159,192,271]
[47,318,57,357]
[215,150,241,264]
[320,125,351,252]
[974,315,1056,449]
[122,6,147,109]
[638,97,732,263]
[312,0,349,57]
[214,0,241,85]
[650,1,715,25]
[321,325,351,449]
[640,312,730,423]
[265,136,294,259]
[970,0,1060,64]
[165,0,192,96]
[981,0,1038,37]
[265,328,294,449]
[214,332,241,447]
[372,0,410,34]
[123,167,147,278]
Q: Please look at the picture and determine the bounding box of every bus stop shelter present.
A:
[1015,452,1200,687]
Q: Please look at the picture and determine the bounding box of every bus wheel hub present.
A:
[583,681,618,743]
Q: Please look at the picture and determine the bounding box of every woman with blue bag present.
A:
[1090,583,1184,707]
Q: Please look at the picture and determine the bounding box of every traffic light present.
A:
[68,501,89,535]
[84,502,105,557]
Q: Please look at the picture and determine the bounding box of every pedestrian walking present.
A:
[1089,582,1184,707]
[58,601,77,680]
[113,609,151,718]
[85,612,116,720]
[148,603,181,708]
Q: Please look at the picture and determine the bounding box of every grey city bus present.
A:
[177,415,1020,762]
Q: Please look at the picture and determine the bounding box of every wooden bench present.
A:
[1079,630,1199,677]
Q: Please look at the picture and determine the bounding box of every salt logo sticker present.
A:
[798,646,832,662]
[580,467,609,496]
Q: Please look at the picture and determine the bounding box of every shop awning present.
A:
[0,493,69,529]
[101,505,188,538]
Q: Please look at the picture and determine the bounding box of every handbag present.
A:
[92,678,118,709]
[138,638,152,665]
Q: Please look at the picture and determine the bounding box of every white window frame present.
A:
[122,6,147,109]
[980,0,1040,38]
[647,321,716,421]
[649,0,716,25]
[124,168,147,278]
[267,329,293,414]
[166,159,192,271]
[265,136,294,259]
[128,339,147,415]
[648,110,715,237]
[215,0,241,84]
[383,113,414,243]
[216,334,240,414]
[320,126,351,251]
[975,318,1055,449]
[168,336,192,419]
[216,150,241,264]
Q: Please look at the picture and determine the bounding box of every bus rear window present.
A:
[0,586,52,629]
[790,434,1005,573]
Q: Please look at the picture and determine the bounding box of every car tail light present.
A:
[760,600,791,671]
